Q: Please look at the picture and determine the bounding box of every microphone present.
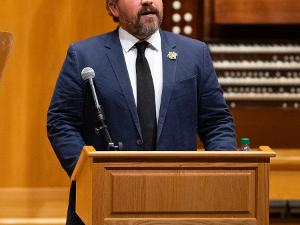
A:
[81,67,101,114]
[81,67,122,150]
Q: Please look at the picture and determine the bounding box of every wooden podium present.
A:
[71,146,275,225]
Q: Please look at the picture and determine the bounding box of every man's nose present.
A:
[141,0,153,5]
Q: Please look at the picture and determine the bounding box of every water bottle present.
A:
[240,137,251,151]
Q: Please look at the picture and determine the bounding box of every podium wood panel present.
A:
[72,146,275,225]
[111,169,254,213]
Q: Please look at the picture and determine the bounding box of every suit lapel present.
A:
[157,31,177,141]
[104,30,142,137]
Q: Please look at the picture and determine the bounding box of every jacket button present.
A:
[136,139,143,146]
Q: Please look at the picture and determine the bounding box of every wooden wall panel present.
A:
[0,187,68,224]
[214,0,300,24]
[0,187,68,218]
[0,0,116,187]
[231,108,300,149]
[0,32,13,78]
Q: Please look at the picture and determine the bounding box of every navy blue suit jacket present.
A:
[47,29,236,224]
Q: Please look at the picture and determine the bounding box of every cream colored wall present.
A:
[0,0,116,187]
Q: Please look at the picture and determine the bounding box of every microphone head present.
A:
[81,67,95,81]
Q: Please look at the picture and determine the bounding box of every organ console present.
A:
[162,0,300,148]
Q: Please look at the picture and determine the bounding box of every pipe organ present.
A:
[162,0,300,148]
[211,42,300,107]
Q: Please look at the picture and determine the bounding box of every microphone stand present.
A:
[89,79,123,151]
[94,105,123,150]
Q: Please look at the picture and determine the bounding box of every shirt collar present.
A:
[119,27,161,53]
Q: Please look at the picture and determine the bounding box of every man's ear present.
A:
[108,2,119,18]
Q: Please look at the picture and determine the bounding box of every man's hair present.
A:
[105,0,119,22]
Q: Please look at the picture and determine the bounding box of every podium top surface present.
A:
[83,146,276,159]
[71,146,275,181]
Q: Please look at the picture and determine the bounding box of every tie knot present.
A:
[135,41,149,55]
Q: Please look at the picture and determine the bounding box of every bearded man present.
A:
[47,0,236,224]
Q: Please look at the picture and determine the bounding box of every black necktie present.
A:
[135,41,157,150]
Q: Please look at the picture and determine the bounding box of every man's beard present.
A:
[119,5,163,39]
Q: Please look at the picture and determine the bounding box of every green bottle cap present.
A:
[240,137,250,145]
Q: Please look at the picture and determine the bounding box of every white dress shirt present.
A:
[119,27,163,122]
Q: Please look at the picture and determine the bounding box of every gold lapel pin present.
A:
[167,51,177,60]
